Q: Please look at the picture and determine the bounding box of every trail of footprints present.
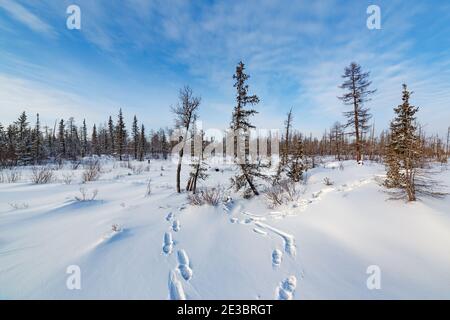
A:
[226,179,372,299]
[221,199,298,300]
[163,208,193,300]
[167,178,371,299]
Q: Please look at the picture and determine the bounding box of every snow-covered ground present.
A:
[1,159,449,299]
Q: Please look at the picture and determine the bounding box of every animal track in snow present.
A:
[166,212,174,221]
[253,227,267,236]
[163,232,174,254]
[276,276,297,300]
[242,211,267,221]
[222,197,233,211]
[222,199,234,214]
[272,249,283,267]
[172,220,180,232]
[168,270,186,300]
[177,249,193,281]
[255,222,296,256]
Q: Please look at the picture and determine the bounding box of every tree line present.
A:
[0,110,174,166]
[0,61,448,202]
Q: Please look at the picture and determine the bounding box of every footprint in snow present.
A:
[253,228,267,236]
[284,237,296,257]
[163,232,174,254]
[172,220,180,232]
[276,276,297,300]
[168,270,186,300]
[166,212,173,221]
[272,249,283,267]
[177,249,193,281]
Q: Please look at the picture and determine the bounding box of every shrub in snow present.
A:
[82,159,101,183]
[131,164,144,175]
[264,180,300,208]
[61,172,75,185]
[0,169,21,183]
[111,224,122,232]
[9,202,29,210]
[75,187,98,201]
[71,161,82,170]
[31,166,54,184]
[323,177,334,186]
[187,186,224,206]
[145,179,152,197]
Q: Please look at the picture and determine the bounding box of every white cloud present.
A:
[1,0,449,137]
[0,74,109,126]
[0,0,56,37]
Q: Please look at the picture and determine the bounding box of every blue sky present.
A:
[0,0,449,137]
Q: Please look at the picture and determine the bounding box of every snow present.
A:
[1,159,449,299]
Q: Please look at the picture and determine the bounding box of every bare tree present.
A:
[330,122,344,161]
[282,108,293,166]
[172,86,200,193]
[186,129,208,194]
[274,108,294,184]
[447,126,450,157]
[338,62,376,163]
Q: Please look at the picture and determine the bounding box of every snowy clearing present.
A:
[1,159,449,299]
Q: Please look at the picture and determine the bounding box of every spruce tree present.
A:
[384,84,421,201]
[286,133,304,182]
[108,116,115,155]
[14,111,31,163]
[92,124,100,156]
[81,119,88,157]
[132,115,139,159]
[0,123,7,166]
[58,119,66,158]
[230,61,261,197]
[138,124,146,161]
[6,124,18,165]
[31,113,43,163]
[99,126,108,155]
[115,109,126,161]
